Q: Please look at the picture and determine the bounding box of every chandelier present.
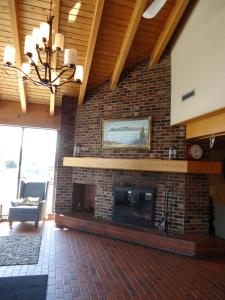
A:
[3,2,83,94]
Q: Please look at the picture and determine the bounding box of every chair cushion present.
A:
[21,197,40,206]
[9,206,39,214]
[11,197,41,207]
[9,205,40,222]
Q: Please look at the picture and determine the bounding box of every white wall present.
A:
[171,0,225,125]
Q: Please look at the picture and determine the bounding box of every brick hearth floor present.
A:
[0,221,225,299]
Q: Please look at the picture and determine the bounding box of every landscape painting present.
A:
[102,117,151,149]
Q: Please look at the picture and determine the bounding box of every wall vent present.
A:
[181,89,195,101]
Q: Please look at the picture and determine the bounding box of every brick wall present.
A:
[72,55,188,233]
[185,174,209,232]
[55,96,77,214]
[74,55,185,160]
[55,55,210,233]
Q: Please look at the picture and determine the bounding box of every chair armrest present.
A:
[11,199,24,207]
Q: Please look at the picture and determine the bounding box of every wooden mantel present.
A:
[63,157,222,174]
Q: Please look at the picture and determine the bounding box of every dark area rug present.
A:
[0,275,48,300]
[0,236,41,266]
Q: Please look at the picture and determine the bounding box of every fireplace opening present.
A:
[113,186,155,228]
[72,183,96,215]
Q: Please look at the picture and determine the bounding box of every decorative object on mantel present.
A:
[3,0,83,94]
[209,135,216,149]
[63,157,222,174]
[73,145,80,157]
[168,147,177,160]
[187,144,204,160]
[101,117,151,149]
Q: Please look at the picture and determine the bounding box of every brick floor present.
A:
[0,221,225,299]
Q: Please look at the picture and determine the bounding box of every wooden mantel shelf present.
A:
[63,157,222,174]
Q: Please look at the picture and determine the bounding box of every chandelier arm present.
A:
[32,61,44,83]
[48,62,52,85]
[36,49,44,66]
[50,68,73,84]
[4,65,44,87]
[24,77,44,86]
[56,80,77,87]
[4,64,29,79]
[55,65,68,71]
[44,64,47,82]
[20,72,46,86]
[4,67,14,76]
[64,68,76,81]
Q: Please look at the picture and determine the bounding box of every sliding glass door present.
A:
[0,126,22,216]
[20,128,57,213]
[0,126,57,217]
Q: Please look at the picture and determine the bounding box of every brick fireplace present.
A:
[55,54,210,234]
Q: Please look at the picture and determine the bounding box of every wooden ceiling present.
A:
[0,0,189,115]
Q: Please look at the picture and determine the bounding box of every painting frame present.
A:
[101,116,152,150]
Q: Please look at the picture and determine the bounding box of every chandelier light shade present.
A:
[74,65,84,83]
[55,33,64,50]
[64,49,77,66]
[3,5,83,94]
[3,46,16,65]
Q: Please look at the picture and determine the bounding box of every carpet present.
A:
[0,275,48,300]
[0,236,41,266]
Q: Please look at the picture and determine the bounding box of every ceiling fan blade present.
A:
[143,0,167,19]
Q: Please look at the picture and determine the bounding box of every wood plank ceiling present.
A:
[0,0,189,114]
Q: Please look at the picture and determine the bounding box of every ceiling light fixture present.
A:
[3,0,83,94]
[143,0,167,19]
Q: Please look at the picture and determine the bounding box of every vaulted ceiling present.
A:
[0,0,189,115]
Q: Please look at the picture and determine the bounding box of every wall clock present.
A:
[187,144,204,160]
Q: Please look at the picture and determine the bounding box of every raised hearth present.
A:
[55,213,225,258]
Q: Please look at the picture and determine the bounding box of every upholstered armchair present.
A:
[8,181,49,229]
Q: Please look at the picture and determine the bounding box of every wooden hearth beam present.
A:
[150,0,189,67]
[78,0,105,106]
[49,0,60,116]
[63,157,222,174]
[110,0,148,90]
[8,0,27,113]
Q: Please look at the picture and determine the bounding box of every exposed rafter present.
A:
[110,0,148,90]
[78,0,105,106]
[8,0,27,113]
[49,0,60,117]
[150,0,190,67]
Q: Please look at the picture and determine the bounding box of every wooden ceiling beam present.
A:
[78,0,105,106]
[110,0,148,90]
[8,0,27,113]
[150,0,190,67]
[49,0,60,117]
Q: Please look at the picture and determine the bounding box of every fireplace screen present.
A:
[113,186,155,228]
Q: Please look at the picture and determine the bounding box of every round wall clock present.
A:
[187,144,204,160]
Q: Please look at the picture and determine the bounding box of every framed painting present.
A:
[101,116,151,149]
